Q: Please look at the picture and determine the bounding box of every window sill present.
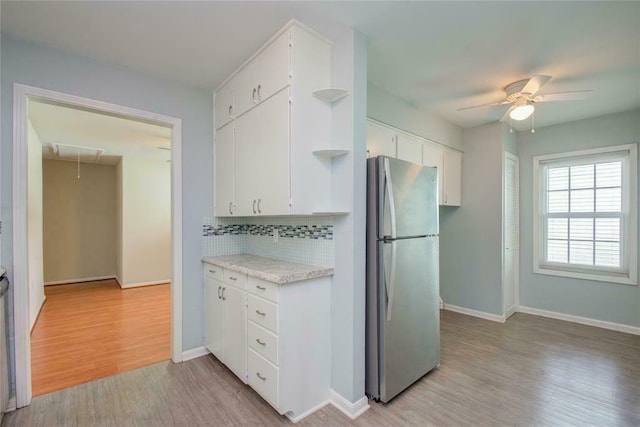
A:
[534,265,637,286]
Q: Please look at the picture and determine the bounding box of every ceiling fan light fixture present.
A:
[509,103,535,121]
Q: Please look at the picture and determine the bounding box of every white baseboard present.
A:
[505,304,518,319]
[119,279,171,289]
[182,346,209,362]
[44,275,116,286]
[518,306,640,336]
[6,397,16,412]
[286,400,331,423]
[444,304,506,323]
[30,295,46,332]
[329,390,370,420]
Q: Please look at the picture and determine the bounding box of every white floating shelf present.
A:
[312,88,349,104]
[312,149,350,158]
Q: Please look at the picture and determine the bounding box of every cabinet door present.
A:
[397,133,423,165]
[215,122,235,216]
[234,108,259,216]
[214,80,234,130]
[367,121,396,158]
[205,278,224,361]
[235,60,260,118]
[422,143,444,205]
[222,285,247,383]
[443,149,462,206]
[257,89,290,215]
[254,32,290,105]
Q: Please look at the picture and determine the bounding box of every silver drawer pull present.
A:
[256,338,266,346]
[255,310,266,316]
[256,285,266,290]
[256,372,266,381]
[229,277,237,281]
[209,269,216,274]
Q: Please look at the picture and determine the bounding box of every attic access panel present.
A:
[49,143,105,163]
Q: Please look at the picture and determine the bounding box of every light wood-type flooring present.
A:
[12,311,640,426]
[30,280,171,396]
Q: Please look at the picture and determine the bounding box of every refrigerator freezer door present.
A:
[378,157,438,239]
[379,236,440,402]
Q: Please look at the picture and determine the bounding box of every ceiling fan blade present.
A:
[457,100,508,111]
[521,75,552,95]
[536,90,594,102]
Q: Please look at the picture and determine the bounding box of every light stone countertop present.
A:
[202,254,333,285]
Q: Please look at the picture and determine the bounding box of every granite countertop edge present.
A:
[202,255,333,285]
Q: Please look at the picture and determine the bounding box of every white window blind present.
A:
[534,145,637,285]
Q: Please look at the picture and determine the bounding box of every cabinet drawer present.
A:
[248,295,279,333]
[248,321,278,366]
[224,270,247,289]
[248,348,279,409]
[248,276,279,303]
[203,264,224,282]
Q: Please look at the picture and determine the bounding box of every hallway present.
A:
[31,280,170,396]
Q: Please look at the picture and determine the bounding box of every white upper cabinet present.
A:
[422,142,444,205]
[214,80,234,130]
[397,133,423,164]
[367,121,396,158]
[443,149,462,206]
[214,122,235,216]
[214,21,333,217]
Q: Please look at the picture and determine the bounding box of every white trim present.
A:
[286,400,331,423]
[118,279,171,289]
[532,143,638,286]
[12,83,184,408]
[503,153,520,317]
[444,304,506,323]
[30,296,46,333]
[366,117,463,154]
[44,275,116,286]
[519,306,640,336]
[329,390,370,420]
[6,397,17,412]
[504,304,518,319]
[182,346,209,362]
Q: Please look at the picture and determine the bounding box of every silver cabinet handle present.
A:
[256,285,266,290]
[222,287,226,301]
[228,105,233,117]
[229,202,233,215]
[228,276,237,281]
[252,88,257,104]
[253,199,257,214]
[209,269,217,274]
[255,310,266,316]
[217,286,221,299]
[257,84,262,101]
[257,198,262,214]
[256,338,266,346]
[256,372,266,381]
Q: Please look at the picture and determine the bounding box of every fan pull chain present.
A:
[77,151,81,179]
[509,117,513,133]
[531,110,536,134]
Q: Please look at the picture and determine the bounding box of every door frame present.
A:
[12,83,183,408]
[502,152,520,318]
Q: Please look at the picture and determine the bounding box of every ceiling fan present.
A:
[458,75,593,127]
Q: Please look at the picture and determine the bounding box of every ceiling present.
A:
[29,99,171,165]
[4,1,639,130]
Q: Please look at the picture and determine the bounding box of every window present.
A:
[533,144,637,285]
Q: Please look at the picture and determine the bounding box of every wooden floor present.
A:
[12,311,640,426]
[30,280,171,396]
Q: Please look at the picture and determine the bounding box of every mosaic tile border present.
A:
[202,223,333,240]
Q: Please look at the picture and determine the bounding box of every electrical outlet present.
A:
[272,228,279,243]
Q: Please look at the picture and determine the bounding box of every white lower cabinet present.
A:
[204,264,331,422]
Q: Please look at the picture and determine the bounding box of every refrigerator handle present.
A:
[386,240,397,322]
[383,158,397,239]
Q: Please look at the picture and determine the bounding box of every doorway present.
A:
[503,153,519,318]
[13,84,183,407]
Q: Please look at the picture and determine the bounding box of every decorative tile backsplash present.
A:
[202,216,334,267]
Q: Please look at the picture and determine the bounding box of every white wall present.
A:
[27,119,44,329]
[367,82,463,151]
[118,157,171,286]
[42,160,117,283]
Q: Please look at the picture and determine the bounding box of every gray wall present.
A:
[1,36,213,357]
[440,123,505,315]
[518,109,640,327]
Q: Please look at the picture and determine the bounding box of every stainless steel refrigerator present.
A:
[366,156,440,402]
